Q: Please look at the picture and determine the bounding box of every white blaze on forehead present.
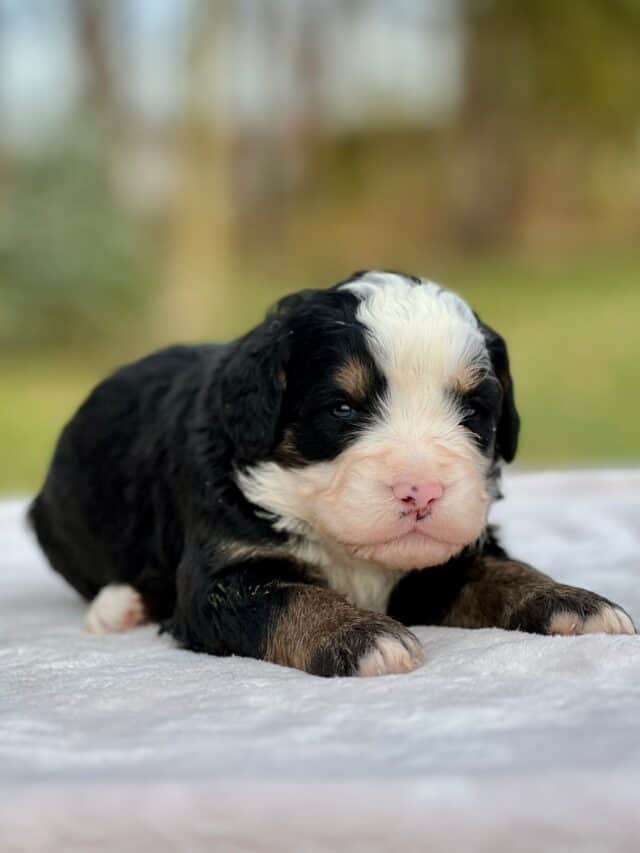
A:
[342,272,487,391]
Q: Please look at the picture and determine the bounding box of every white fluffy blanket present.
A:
[2,471,639,853]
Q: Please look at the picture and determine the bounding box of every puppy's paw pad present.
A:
[85,584,148,634]
[549,605,636,636]
[357,632,425,677]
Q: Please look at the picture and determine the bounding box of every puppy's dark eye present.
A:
[463,397,490,420]
[331,402,357,420]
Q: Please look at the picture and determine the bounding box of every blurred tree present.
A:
[72,0,117,126]
[234,2,333,243]
[484,0,640,129]
[0,131,149,349]
[0,2,150,351]
[163,0,233,342]
[445,0,640,249]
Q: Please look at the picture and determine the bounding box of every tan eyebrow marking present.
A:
[274,428,305,467]
[334,357,372,401]
[450,361,487,394]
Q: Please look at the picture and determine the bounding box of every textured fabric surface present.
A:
[2,470,639,852]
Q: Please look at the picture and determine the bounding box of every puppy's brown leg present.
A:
[267,583,424,676]
[440,556,636,636]
[171,559,424,677]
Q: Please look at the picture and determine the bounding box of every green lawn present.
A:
[1,252,638,494]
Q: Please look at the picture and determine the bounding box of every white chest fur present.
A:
[293,538,403,613]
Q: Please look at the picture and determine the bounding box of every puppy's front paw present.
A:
[548,604,635,636]
[356,631,425,677]
[510,585,636,636]
[311,618,425,678]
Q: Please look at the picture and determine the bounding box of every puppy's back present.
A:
[29,343,225,610]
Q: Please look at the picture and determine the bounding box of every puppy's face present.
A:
[226,272,519,571]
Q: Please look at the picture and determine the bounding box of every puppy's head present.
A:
[223,271,519,570]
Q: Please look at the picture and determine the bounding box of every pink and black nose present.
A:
[391,480,443,514]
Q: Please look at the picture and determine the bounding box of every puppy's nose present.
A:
[391,480,443,511]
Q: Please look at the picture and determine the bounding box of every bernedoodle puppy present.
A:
[30,271,636,676]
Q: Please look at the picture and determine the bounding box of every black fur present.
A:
[30,273,634,676]
[475,318,520,463]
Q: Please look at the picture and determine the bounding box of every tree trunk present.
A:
[163,1,233,342]
[442,4,527,251]
[72,0,117,125]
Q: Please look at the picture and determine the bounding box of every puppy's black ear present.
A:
[220,317,291,464]
[478,319,520,463]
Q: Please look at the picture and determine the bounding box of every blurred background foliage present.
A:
[0,0,639,493]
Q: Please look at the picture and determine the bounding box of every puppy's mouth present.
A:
[338,527,462,551]
[400,507,432,522]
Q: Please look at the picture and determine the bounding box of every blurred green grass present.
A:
[1,252,638,495]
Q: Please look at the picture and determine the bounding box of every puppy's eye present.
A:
[464,398,489,420]
[463,403,480,420]
[331,402,357,420]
